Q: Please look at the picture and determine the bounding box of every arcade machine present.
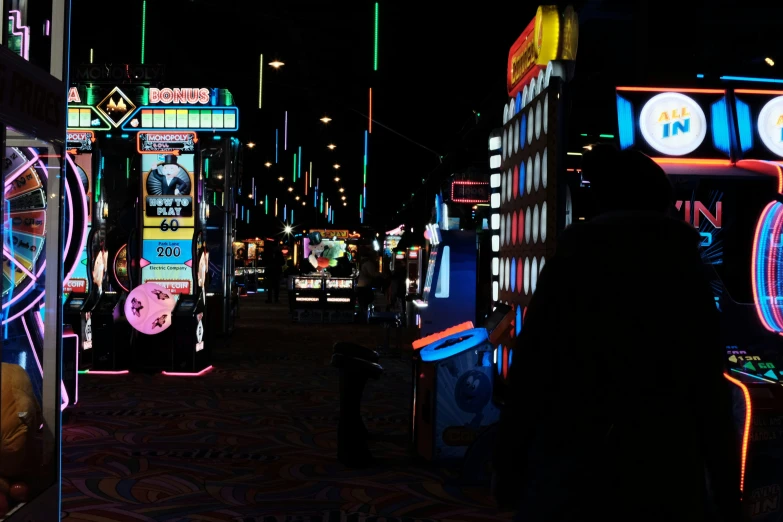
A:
[405,246,422,296]
[412,198,479,337]
[612,85,783,520]
[488,4,578,402]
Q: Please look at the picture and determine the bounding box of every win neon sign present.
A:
[675,200,721,247]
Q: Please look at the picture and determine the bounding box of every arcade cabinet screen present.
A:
[670,174,777,306]
[421,246,438,302]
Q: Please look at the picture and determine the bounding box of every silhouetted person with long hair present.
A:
[494,147,741,522]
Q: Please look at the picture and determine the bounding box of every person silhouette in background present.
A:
[493,146,741,522]
[262,243,284,303]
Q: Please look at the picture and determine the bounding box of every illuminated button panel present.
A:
[122,106,239,131]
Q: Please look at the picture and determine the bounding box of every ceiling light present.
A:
[247,142,256,148]
[278,176,284,181]
[287,187,293,192]
[295,196,300,200]
[284,225,292,233]
[766,57,775,66]
[333,164,340,169]
[302,201,306,206]
[320,116,332,123]
[269,60,285,68]
[334,176,340,182]
[341,196,346,201]
[327,144,336,150]
[343,202,347,206]
[339,188,344,192]
[265,162,272,167]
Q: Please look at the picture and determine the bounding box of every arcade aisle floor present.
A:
[60,292,510,522]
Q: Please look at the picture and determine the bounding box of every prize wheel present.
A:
[3,147,87,324]
[752,201,783,333]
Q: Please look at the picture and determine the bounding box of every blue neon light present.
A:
[721,75,783,84]
[710,98,731,156]
[419,328,489,362]
[616,94,635,149]
[515,305,522,337]
[497,345,503,375]
[696,74,705,79]
[508,348,513,369]
[434,193,443,226]
[510,258,516,293]
[754,202,782,332]
[734,97,754,153]
[519,113,526,151]
[515,92,522,113]
[519,160,526,197]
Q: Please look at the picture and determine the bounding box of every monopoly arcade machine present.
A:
[614,85,783,519]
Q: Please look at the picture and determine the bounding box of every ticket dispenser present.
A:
[170,294,209,374]
[413,327,500,461]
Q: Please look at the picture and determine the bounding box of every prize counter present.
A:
[291,275,356,323]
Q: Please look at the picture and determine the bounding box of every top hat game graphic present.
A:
[146,154,192,196]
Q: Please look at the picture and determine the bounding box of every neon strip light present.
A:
[616,94,635,149]
[412,321,474,350]
[89,370,130,375]
[305,171,308,196]
[735,97,754,153]
[752,201,780,332]
[44,20,50,36]
[710,98,731,156]
[725,371,751,493]
[275,129,278,163]
[298,146,302,179]
[652,158,732,166]
[140,0,147,63]
[369,88,372,133]
[373,2,379,71]
[63,154,88,286]
[162,364,214,377]
[22,315,70,410]
[616,87,725,94]
[721,76,783,84]
[293,152,297,182]
[9,10,30,61]
[265,194,268,215]
[736,160,783,194]
[735,89,783,95]
[258,54,264,109]
[284,111,288,150]
[309,162,313,187]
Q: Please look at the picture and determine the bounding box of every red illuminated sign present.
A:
[451,181,490,204]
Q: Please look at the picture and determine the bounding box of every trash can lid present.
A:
[419,328,489,362]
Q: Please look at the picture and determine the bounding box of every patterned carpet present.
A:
[61,293,511,521]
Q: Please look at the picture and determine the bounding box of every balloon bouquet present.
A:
[307,232,349,273]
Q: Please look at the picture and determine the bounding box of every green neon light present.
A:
[265,194,268,214]
[213,192,216,206]
[599,134,615,139]
[204,158,209,178]
[125,157,130,179]
[141,0,147,64]
[293,153,297,182]
[78,370,89,374]
[580,133,588,137]
[374,3,379,71]
[320,192,323,213]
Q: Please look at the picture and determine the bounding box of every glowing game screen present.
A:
[140,153,195,295]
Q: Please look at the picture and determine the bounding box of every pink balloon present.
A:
[124,283,177,335]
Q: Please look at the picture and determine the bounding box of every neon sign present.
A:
[66,131,95,152]
[451,180,490,204]
[639,92,707,156]
[137,131,197,154]
[149,87,210,105]
[95,86,137,128]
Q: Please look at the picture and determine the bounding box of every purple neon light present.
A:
[3,246,35,279]
[8,11,30,61]
[22,314,70,410]
[44,20,50,36]
[3,291,44,324]
[63,153,88,286]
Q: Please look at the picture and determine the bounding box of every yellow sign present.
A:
[507,5,579,97]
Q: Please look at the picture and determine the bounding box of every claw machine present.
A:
[0,0,71,519]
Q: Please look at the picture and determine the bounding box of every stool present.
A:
[331,342,383,467]
[368,311,401,357]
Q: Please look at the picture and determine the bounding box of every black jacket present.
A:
[494,211,741,522]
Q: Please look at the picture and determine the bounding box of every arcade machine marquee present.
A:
[615,85,783,519]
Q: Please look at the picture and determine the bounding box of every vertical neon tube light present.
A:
[284,204,287,221]
[275,129,278,163]
[363,130,368,207]
[360,195,363,223]
[293,153,297,182]
[305,171,308,196]
[369,88,372,133]
[291,209,294,223]
[373,2,379,71]
[298,146,302,179]
[275,198,278,217]
[90,48,94,63]
[320,193,323,213]
[309,162,313,187]
[258,54,264,109]
[284,111,288,150]
[141,0,147,64]
[265,194,268,214]
[125,157,130,179]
